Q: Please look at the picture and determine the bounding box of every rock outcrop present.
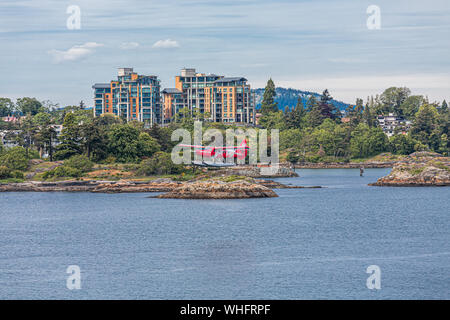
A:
[0,179,181,193]
[217,165,299,178]
[370,162,450,186]
[156,180,278,199]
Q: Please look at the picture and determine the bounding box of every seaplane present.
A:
[179,139,249,167]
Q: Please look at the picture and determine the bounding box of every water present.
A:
[0,168,449,299]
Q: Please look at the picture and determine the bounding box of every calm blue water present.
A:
[0,168,449,300]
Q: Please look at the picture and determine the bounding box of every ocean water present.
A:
[0,168,449,300]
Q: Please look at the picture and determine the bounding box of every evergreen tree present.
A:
[318,89,339,120]
[54,113,83,160]
[410,104,440,150]
[441,100,448,113]
[305,95,322,127]
[35,125,57,161]
[362,103,375,127]
[260,78,278,114]
[0,98,14,117]
[81,120,107,161]
[285,97,306,129]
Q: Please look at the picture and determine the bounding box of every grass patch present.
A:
[409,167,425,175]
[0,178,25,183]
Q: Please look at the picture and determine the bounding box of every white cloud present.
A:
[48,42,104,63]
[152,39,180,49]
[120,42,140,50]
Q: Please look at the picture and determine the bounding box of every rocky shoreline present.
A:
[156,180,278,199]
[0,179,181,193]
[370,164,450,187]
[369,153,450,187]
[0,177,317,198]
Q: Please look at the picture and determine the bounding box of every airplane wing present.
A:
[192,161,236,167]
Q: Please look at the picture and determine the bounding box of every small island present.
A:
[156,179,278,199]
[370,153,450,186]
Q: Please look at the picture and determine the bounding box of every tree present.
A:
[311,120,348,157]
[36,125,57,161]
[16,115,36,158]
[438,133,449,155]
[137,152,184,176]
[280,128,302,150]
[389,134,418,155]
[379,87,411,115]
[137,132,160,158]
[16,97,42,116]
[54,113,83,160]
[80,120,107,161]
[33,112,52,126]
[400,95,426,119]
[318,89,339,121]
[0,146,29,171]
[441,100,448,113]
[285,97,306,129]
[260,78,278,114]
[0,98,14,116]
[362,103,377,127]
[350,124,388,158]
[305,95,322,127]
[410,104,440,150]
[147,124,174,152]
[258,110,286,130]
[107,124,160,162]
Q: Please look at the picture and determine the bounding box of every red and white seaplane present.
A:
[179,139,249,167]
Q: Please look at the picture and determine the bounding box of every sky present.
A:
[0,0,449,107]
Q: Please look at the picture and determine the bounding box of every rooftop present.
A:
[162,88,182,94]
[213,77,247,83]
[92,83,110,89]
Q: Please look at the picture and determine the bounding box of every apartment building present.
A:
[377,113,412,137]
[163,68,255,124]
[92,68,162,126]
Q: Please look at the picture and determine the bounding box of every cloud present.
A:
[152,39,180,49]
[48,42,104,63]
[120,42,139,50]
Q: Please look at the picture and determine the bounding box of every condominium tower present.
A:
[163,68,255,124]
[92,68,162,126]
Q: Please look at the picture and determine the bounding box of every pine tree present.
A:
[305,95,322,127]
[318,89,338,120]
[363,103,374,127]
[260,78,278,114]
[54,113,82,160]
[441,100,448,113]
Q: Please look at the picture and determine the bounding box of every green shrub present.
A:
[64,155,93,172]
[10,170,24,179]
[0,147,29,171]
[42,166,82,179]
[286,151,300,164]
[104,156,116,164]
[0,165,12,179]
[137,152,184,176]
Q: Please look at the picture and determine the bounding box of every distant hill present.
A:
[253,87,351,111]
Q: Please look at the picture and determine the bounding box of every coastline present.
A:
[0,177,316,195]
